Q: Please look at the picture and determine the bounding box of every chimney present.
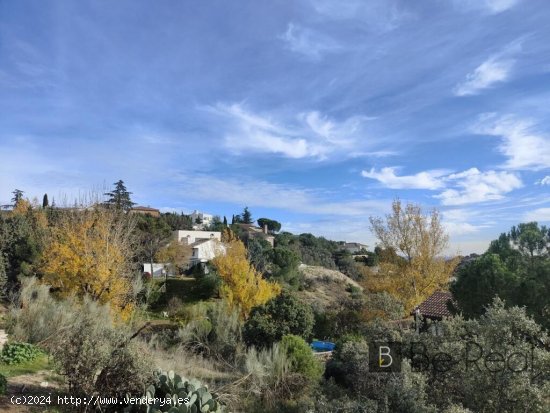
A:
[263,224,268,234]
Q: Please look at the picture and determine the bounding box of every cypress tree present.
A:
[42,193,49,208]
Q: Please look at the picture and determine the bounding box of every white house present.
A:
[189,210,214,230]
[190,238,226,265]
[173,230,224,266]
[174,230,221,245]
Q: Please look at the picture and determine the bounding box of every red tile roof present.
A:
[411,291,455,319]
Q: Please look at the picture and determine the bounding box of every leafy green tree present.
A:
[452,222,550,328]
[159,212,192,231]
[257,218,282,233]
[243,292,314,348]
[269,247,302,286]
[451,254,517,319]
[104,180,135,211]
[247,238,271,274]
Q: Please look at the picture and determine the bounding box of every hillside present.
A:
[297,264,362,312]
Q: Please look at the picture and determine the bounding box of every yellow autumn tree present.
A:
[366,199,459,313]
[212,238,280,318]
[41,206,137,320]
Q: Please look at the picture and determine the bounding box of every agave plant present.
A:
[126,370,224,413]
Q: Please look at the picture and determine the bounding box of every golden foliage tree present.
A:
[155,241,192,274]
[366,199,458,313]
[212,238,280,318]
[41,207,137,319]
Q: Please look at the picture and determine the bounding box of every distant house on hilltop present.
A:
[130,206,160,217]
[190,210,213,230]
[344,242,368,254]
[233,223,275,247]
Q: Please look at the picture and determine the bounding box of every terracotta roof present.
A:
[411,291,455,319]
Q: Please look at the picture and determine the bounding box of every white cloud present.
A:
[361,167,447,190]
[208,103,374,160]
[279,23,340,59]
[536,176,550,185]
[453,0,520,14]
[436,168,522,205]
[523,208,550,223]
[454,56,514,96]
[474,114,550,170]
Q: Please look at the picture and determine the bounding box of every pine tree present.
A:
[42,193,49,208]
[241,206,253,224]
[223,216,228,226]
[104,180,135,211]
[11,189,24,205]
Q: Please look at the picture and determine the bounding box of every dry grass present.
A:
[298,264,362,312]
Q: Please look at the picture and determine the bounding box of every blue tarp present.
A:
[310,340,335,352]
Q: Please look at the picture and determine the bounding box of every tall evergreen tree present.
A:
[104,180,135,211]
[42,193,49,208]
[11,189,24,205]
[241,206,253,224]
[223,216,228,226]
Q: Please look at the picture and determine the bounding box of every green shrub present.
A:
[243,292,314,348]
[281,335,323,383]
[1,342,42,365]
[0,373,7,395]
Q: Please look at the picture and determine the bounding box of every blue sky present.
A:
[1,0,549,254]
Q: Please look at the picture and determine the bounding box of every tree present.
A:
[223,216,228,226]
[243,292,314,348]
[241,207,253,224]
[367,199,457,312]
[257,218,282,233]
[0,253,7,298]
[212,238,280,318]
[41,207,137,319]
[11,189,24,206]
[452,222,550,328]
[155,241,192,274]
[42,194,49,208]
[104,180,135,211]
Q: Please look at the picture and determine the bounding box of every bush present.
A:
[0,373,7,395]
[1,342,42,365]
[8,279,152,404]
[281,335,323,383]
[178,301,243,362]
[243,292,314,348]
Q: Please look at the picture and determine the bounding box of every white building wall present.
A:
[174,230,221,245]
[143,263,174,277]
[191,239,226,264]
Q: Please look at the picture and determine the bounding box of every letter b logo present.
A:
[369,342,401,372]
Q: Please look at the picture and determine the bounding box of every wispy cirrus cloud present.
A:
[361,167,447,190]
[454,56,515,96]
[279,23,340,59]
[474,114,550,170]
[174,173,389,217]
[536,176,550,185]
[206,103,374,160]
